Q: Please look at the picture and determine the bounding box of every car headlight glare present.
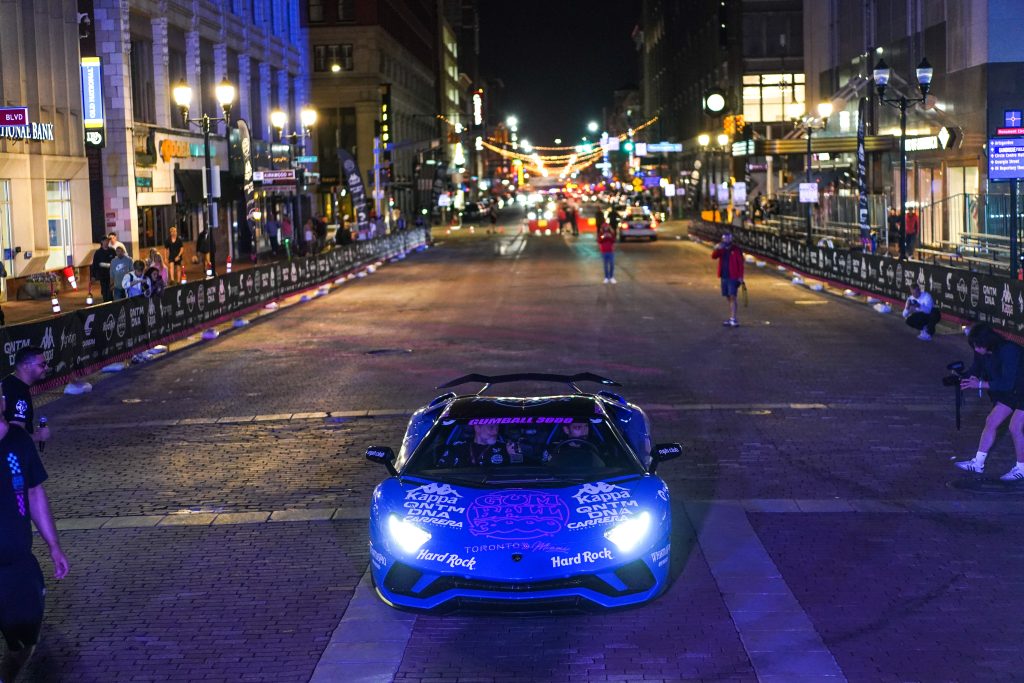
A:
[388,515,432,553]
[603,511,652,551]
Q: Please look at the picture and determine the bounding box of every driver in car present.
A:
[436,424,525,467]
[543,422,594,463]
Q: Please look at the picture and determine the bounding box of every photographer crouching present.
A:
[954,323,1024,481]
[903,283,941,340]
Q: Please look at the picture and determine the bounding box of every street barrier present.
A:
[0,229,428,389]
[690,221,1024,334]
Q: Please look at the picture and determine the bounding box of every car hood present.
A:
[373,476,670,580]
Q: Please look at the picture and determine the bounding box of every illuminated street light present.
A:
[587,121,599,133]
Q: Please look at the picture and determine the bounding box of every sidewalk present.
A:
[2,249,311,328]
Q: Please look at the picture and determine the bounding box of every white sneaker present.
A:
[917,331,932,340]
[610,277,617,284]
[603,277,610,284]
[955,457,985,473]
[999,463,1024,482]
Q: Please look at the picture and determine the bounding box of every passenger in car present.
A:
[435,424,519,467]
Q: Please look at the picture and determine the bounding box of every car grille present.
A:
[382,559,656,600]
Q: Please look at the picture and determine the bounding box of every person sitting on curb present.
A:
[954,323,1024,481]
[903,282,941,340]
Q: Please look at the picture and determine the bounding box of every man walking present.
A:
[0,398,69,683]
[712,229,745,327]
[90,238,115,302]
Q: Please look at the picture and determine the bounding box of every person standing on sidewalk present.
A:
[905,207,919,258]
[2,347,50,452]
[90,238,115,302]
[596,212,616,284]
[0,396,69,683]
[955,323,1024,481]
[109,246,132,301]
[712,229,745,327]
[164,226,184,284]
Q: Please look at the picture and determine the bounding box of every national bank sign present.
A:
[0,107,55,142]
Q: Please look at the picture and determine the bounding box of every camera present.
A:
[942,360,966,387]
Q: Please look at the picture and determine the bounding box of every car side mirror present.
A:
[366,446,398,476]
[649,443,682,474]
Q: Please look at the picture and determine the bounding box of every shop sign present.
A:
[135,175,153,189]
[159,138,206,162]
[799,182,819,203]
[905,127,958,152]
[81,58,104,127]
[0,120,55,142]
[0,108,28,126]
[295,155,318,163]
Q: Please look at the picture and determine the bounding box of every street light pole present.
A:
[873,57,932,261]
[271,107,318,254]
[173,78,235,277]
[796,102,832,246]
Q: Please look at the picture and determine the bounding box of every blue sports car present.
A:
[365,373,682,611]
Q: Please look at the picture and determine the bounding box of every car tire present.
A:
[650,235,657,242]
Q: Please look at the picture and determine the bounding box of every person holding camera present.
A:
[903,283,941,340]
[954,323,1024,481]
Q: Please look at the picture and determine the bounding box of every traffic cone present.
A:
[180,270,187,284]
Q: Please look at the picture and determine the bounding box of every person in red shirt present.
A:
[904,207,920,258]
[711,229,745,327]
[596,211,616,283]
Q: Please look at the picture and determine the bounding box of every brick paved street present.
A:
[10,212,1024,681]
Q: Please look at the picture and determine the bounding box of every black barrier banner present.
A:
[691,222,1024,334]
[0,229,426,382]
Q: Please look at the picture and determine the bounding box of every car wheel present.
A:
[650,235,657,242]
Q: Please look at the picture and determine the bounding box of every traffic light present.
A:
[724,116,735,135]
[622,139,634,153]
[734,115,745,134]
[379,83,391,144]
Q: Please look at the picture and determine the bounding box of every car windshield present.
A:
[402,416,645,485]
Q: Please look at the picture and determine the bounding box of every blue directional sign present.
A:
[988,137,1024,181]
[1006,110,1022,128]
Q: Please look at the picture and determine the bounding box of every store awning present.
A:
[174,169,205,203]
[742,135,896,157]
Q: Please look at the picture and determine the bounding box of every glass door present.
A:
[46,180,74,268]
[0,180,12,297]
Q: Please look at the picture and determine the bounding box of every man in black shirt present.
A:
[0,400,68,682]
[2,347,50,451]
[436,424,524,467]
[90,238,116,302]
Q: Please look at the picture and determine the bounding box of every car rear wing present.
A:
[438,372,620,395]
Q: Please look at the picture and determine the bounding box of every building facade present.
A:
[806,0,1024,245]
[87,0,305,262]
[304,0,438,225]
[0,0,91,282]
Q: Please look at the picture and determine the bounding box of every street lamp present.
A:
[697,134,711,207]
[270,106,318,254]
[587,121,599,134]
[795,102,832,245]
[873,57,932,259]
[173,78,235,276]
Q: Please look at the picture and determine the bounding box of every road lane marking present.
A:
[685,501,848,681]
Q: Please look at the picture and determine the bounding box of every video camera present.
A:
[942,360,966,387]
[942,360,967,429]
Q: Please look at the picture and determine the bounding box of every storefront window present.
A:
[742,73,805,123]
[0,180,12,274]
[46,180,73,265]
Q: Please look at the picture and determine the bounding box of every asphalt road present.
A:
[16,207,1024,682]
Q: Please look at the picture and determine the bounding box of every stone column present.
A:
[258,61,272,140]
[93,0,140,250]
[151,16,171,128]
[238,54,252,128]
[213,42,229,136]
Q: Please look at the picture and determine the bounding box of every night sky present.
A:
[478,0,642,146]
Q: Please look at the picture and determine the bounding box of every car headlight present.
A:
[388,515,431,553]
[603,511,651,551]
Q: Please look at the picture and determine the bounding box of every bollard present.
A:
[50,295,61,314]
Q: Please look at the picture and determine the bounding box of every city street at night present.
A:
[17,211,1024,682]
